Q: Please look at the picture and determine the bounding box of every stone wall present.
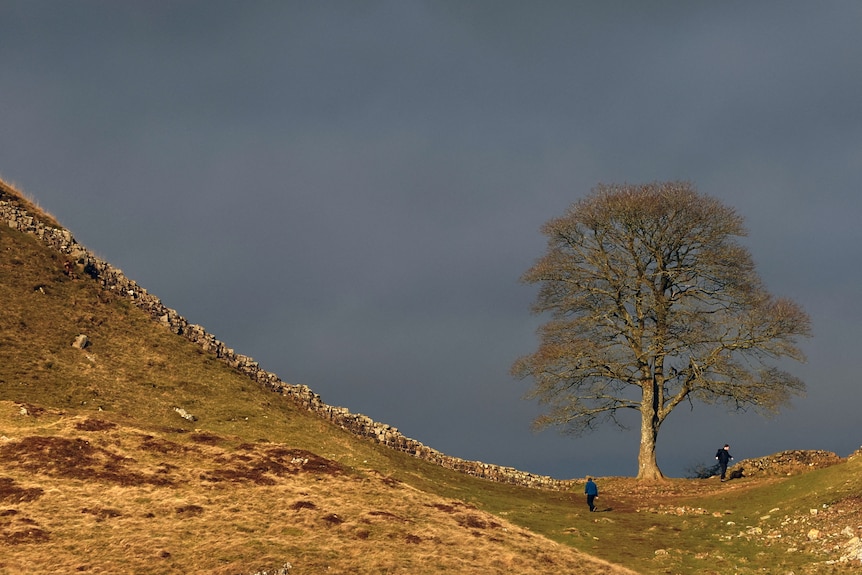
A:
[1,191,570,491]
[732,450,842,478]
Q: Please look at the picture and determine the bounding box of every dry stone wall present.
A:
[731,450,842,478]
[1,193,570,490]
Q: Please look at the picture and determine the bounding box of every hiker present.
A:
[715,444,733,481]
[584,476,599,511]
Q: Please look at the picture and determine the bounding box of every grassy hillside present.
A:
[1,179,860,574]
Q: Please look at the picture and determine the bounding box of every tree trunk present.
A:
[637,383,665,480]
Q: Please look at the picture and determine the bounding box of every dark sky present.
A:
[2,1,860,478]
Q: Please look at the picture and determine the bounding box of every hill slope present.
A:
[0,180,635,573]
[2,177,861,575]
[0,402,638,574]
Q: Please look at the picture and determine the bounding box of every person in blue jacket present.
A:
[584,476,599,512]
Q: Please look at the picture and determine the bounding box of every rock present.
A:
[72,334,89,349]
[250,564,292,575]
[174,407,197,422]
[807,529,821,541]
[839,537,862,563]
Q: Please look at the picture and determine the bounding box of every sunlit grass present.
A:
[0,404,638,574]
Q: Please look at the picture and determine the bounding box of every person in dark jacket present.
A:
[716,444,733,481]
[584,476,599,511]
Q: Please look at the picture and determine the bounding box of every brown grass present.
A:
[0,406,637,575]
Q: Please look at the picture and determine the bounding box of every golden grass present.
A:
[0,406,638,575]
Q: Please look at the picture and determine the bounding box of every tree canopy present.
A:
[512,182,811,479]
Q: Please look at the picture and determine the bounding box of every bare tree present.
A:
[512,182,811,480]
